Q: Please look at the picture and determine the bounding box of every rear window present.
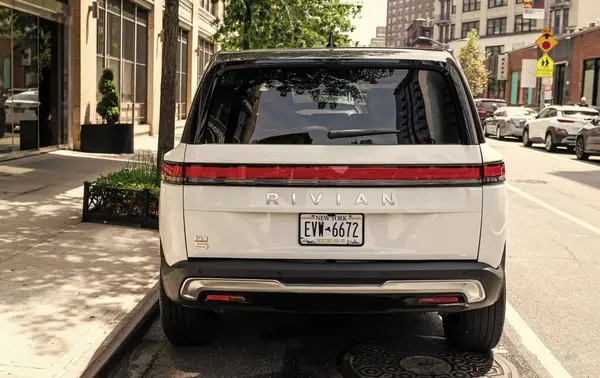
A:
[479,101,506,111]
[202,66,465,145]
[562,110,598,119]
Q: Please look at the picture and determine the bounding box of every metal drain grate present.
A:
[341,337,518,377]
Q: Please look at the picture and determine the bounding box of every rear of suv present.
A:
[159,48,508,352]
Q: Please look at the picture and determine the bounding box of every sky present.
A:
[350,0,387,46]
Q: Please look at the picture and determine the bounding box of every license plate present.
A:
[299,214,364,246]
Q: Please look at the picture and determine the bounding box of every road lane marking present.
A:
[506,184,600,236]
[506,302,573,378]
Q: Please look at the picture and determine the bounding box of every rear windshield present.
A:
[562,110,598,119]
[479,101,506,111]
[202,67,465,145]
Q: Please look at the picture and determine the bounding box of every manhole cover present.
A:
[512,179,548,184]
[341,336,518,378]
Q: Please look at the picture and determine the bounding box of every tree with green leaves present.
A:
[97,68,120,124]
[457,29,489,97]
[212,0,362,50]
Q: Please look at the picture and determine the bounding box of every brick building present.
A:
[505,25,600,108]
[386,0,435,47]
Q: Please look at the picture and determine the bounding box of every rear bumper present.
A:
[556,134,577,146]
[161,254,505,313]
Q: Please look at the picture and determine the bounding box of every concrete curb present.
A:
[80,282,159,378]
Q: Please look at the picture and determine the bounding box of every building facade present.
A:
[0,0,222,161]
[386,0,435,47]
[370,26,387,46]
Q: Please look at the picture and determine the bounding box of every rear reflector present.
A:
[162,162,505,186]
[558,119,575,123]
[417,296,460,304]
[205,294,247,302]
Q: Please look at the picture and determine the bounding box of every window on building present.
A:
[516,0,523,3]
[562,8,569,34]
[450,24,455,40]
[582,59,598,107]
[487,17,507,35]
[96,0,149,124]
[201,0,216,15]
[176,28,189,121]
[554,12,561,34]
[197,36,215,84]
[461,21,480,38]
[485,45,504,79]
[515,15,535,32]
[488,0,506,8]
[462,0,481,12]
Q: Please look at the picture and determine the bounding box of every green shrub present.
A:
[94,152,160,196]
[97,68,120,124]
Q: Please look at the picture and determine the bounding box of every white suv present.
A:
[159,48,508,352]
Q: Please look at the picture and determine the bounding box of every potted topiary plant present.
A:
[80,68,134,154]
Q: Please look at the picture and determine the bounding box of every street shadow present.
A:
[112,311,515,377]
[0,222,159,367]
[548,169,600,190]
[0,151,140,263]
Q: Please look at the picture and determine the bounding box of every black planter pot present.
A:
[80,123,134,154]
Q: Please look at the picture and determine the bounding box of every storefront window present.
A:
[582,59,595,106]
[0,4,66,158]
[97,0,148,124]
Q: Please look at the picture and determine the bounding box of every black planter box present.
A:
[80,123,134,154]
[82,181,158,229]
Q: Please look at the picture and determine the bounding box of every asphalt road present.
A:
[111,136,600,378]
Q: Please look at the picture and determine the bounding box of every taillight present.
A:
[161,162,184,184]
[558,119,575,123]
[162,163,504,186]
[483,162,505,184]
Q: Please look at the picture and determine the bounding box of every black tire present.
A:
[575,136,590,160]
[545,132,557,152]
[496,126,504,140]
[159,278,218,346]
[442,281,506,352]
[522,129,532,147]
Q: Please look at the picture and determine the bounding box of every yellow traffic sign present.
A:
[541,28,553,36]
[536,31,558,53]
[536,53,554,78]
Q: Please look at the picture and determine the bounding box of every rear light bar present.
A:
[162,162,505,186]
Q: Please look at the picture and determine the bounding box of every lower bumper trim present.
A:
[180,278,486,303]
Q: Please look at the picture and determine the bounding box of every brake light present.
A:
[418,296,460,304]
[162,162,183,183]
[558,119,575,123]
[483,162,505,184]
[205,294,247,302]
[162,163,504,186]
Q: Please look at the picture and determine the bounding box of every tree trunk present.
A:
[157,0,180,172]
[242,0,251,50]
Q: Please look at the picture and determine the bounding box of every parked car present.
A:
[522,105,600,152]
[158,47,508,352]
[3,90,40,132]
[475,98,507,123]
[574,117,600,160]
[484,106,537,140]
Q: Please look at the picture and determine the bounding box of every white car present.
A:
[522,105,599,152]
[483,106,537,140]
[158,48,508,352]
[3,90,39,131]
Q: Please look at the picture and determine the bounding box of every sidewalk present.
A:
[0,130,181,377]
